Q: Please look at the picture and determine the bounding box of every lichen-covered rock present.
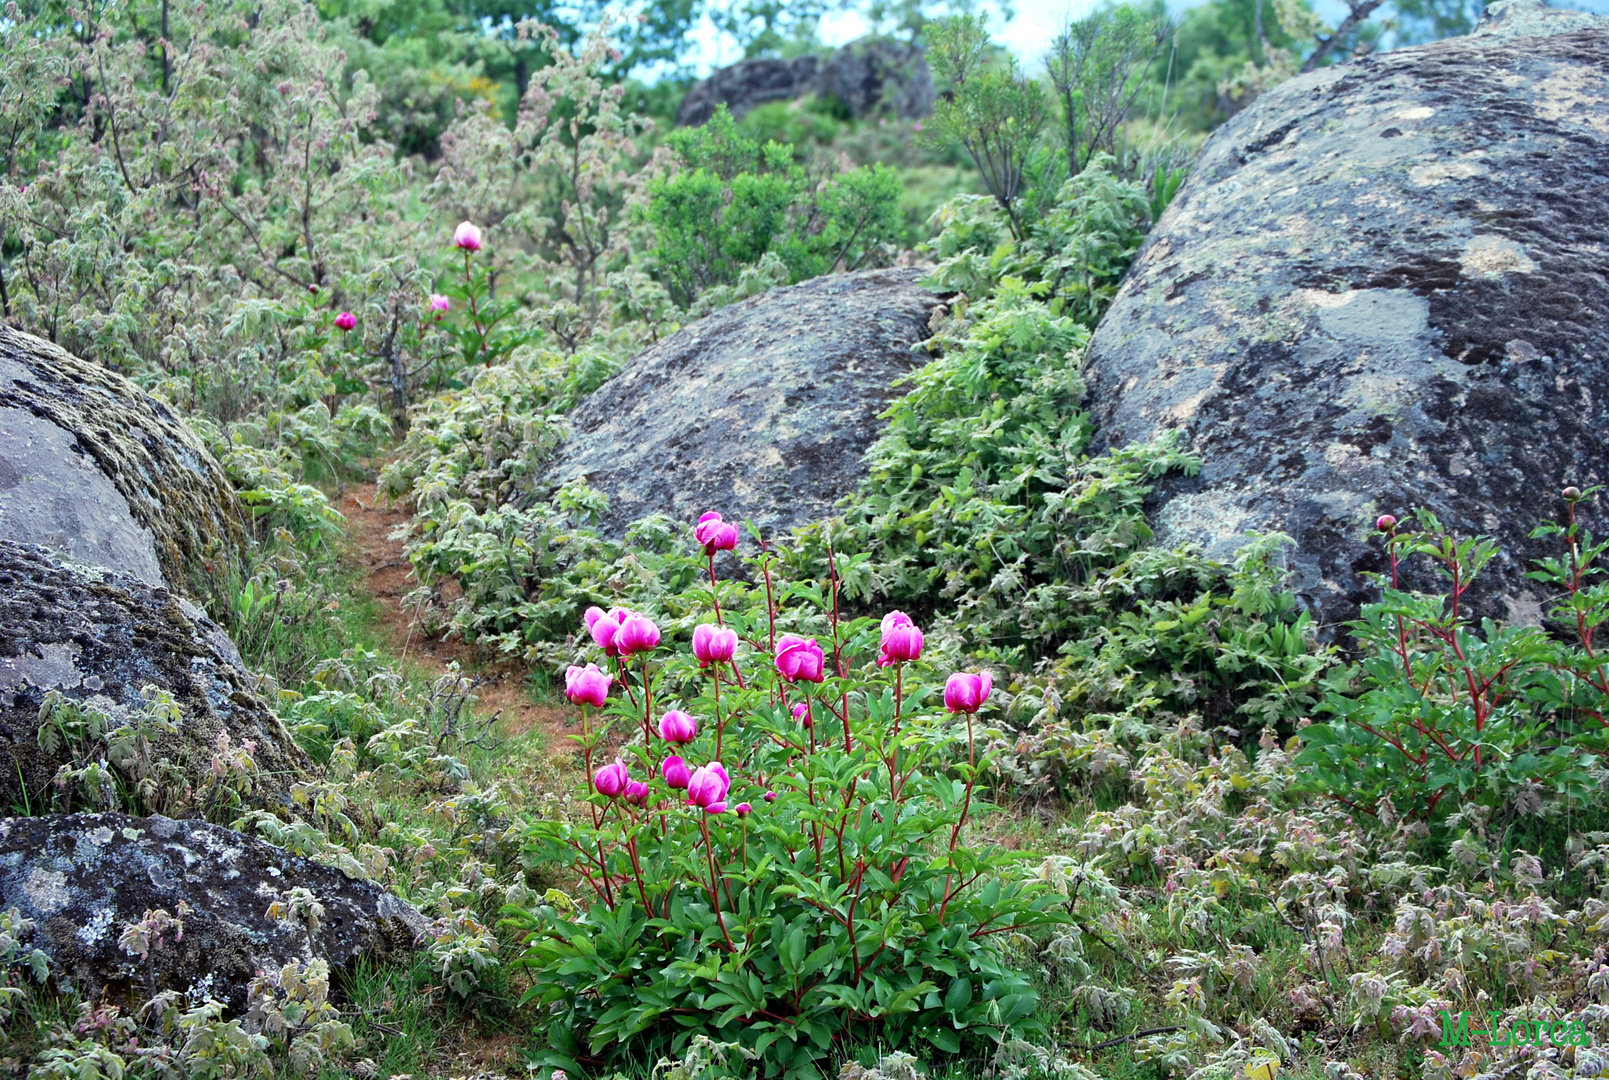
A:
[1082,0,1609,630]
[542,269,941,538]
[0,812,427,1011]
[675,38,934,127]
[0,325,246,611]
[816,38,934,122]
[675,54,821,127]
[0,542,308,814]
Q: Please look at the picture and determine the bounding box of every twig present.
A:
[1087,1026,1182,1051]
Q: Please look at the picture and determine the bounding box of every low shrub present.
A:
[1298,507,1604,827]
[642,106,903,308]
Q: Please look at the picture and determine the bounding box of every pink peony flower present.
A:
[615,613,661,656]
[453,220,483,251]
[658,709,697,744]
[594,760,629,798]
[943,671,992,715]
[429,293,450,314]
[662,755,692,790]
[624,779,649,806]
[775,635,825,683]
[686,760,731,813]
[692,623,738,667]
[586,610,622,656]
[792,701,812,728]
[694,511,740,555]
[734,802,753,817]
[878,611,923,666]
[334,311,357,331]
[1376,514,1397,532]
[564,663,611,707]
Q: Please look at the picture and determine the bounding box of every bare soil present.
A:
[337,483,576,755]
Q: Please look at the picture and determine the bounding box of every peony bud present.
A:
[1376,514,1397,533]
[334,311,356,331]
[878,611,923,666]
[775,635,825,683]
[943,671,992,715]
[658,709,698,744]
[593,760,629,798]
[308,283,319,294]
[734,802,752,817]
[453,220,483,251]
[686,761,731,813]
[692,623,738,667]
[662,755,692,790]
[564,663,611,708]
[792,701,812,729]
[624,779,649,806]
[587,611,622,656]
[763,790,777,803]
[614,614,661,656]
[1564,486,1582,501]
[694,511,740,556]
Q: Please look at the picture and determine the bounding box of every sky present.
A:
[683,0,1609,74]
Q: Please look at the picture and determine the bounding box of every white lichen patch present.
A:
[1531,67,1609,135]
[1408,158,1488,187]
[1461,235,1537,278]
[22,866,71,915]
[77,906,114,947]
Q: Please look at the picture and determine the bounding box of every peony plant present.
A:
[509,517,1065,1076]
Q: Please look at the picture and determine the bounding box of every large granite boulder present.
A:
[543,269,942,538]
[1082,0,1609,631]
[0,812,427,1011]
[0,326,246,612]
[675,38,934,127]
[0,542,309,815]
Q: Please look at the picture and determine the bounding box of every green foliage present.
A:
[1298,510,1604,827]
[924,15,1050,240]
[1045,6,1171,180]
[509,562,1065,1075]
[643,107,902,308]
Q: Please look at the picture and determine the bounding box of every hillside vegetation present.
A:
[0,1,1604,1079]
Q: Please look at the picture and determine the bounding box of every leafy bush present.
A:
[1298,509,1603,825]
[508,546,1066,1075]
[642,106,902,308]
[923,15,1050,240]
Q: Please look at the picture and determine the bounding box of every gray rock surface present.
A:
[0,812,427,1011]
[0,326,246,612]
[816,39,935,122]
[1082,0,1609,631]
[676,55,820,127]
[0,541,309,815]
[543,269,942,538]
[675,37,933,127]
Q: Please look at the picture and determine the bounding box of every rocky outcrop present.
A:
[1082,0,1609,631]
[542,269,942,538]
[0,542,308,815]
[0,325,246,611]
[677,55,821,127]
[676,38,933,127]
[817,39,935,122]
[0,812,427,1011]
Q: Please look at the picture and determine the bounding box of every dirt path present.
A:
[338,483,575,754]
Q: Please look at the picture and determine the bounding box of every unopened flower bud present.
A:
[1376,514,1397,533]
